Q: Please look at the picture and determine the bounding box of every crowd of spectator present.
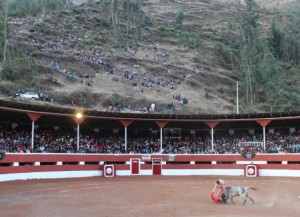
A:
[1,127,299,154]
[8,14,194,113]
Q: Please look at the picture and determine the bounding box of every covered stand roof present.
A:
[0,99,300,130]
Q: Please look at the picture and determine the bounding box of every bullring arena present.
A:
[0,175,300,217]
[1,100,300,217]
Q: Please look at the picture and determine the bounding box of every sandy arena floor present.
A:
[0,176,300,217]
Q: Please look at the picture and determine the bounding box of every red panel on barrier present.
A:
[131,159,140,175]
[104,165,115,177]
[152,158,162,175]
[245,164,258,177]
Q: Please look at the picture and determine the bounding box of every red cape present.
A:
[210,192,222,204]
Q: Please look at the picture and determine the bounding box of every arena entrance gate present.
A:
[130,158,140,175]
[152,158,162,175]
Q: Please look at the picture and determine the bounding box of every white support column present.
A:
[160,127,163,152]
[77,124,80,151]
[263,126,266,151]
[125,126,127,152]
[31,121,35,150]
[211,127,214,151]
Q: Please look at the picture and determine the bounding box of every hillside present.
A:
[0,0,300,114]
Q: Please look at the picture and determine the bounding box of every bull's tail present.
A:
[245,187,257,190]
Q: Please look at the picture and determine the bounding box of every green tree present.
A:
[0,3,5,61]
[232,0,300,112]
[112,0,120,37]
[175,8,184,29]
[0,1,8,64]
[233,0,262,108]
[269,21,283,60]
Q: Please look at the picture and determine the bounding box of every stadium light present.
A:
[75,111,83,152]
[76,112,83,119]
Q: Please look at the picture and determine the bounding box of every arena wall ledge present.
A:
[0,153,300,182]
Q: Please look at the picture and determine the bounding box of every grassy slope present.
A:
[1,0,299,114]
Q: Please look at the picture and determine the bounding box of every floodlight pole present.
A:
[77,124,80,151]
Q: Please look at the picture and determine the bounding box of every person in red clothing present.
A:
[212,179,227,199]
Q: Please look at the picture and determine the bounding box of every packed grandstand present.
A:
[0,99,299,155]
[1,127,299,154]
